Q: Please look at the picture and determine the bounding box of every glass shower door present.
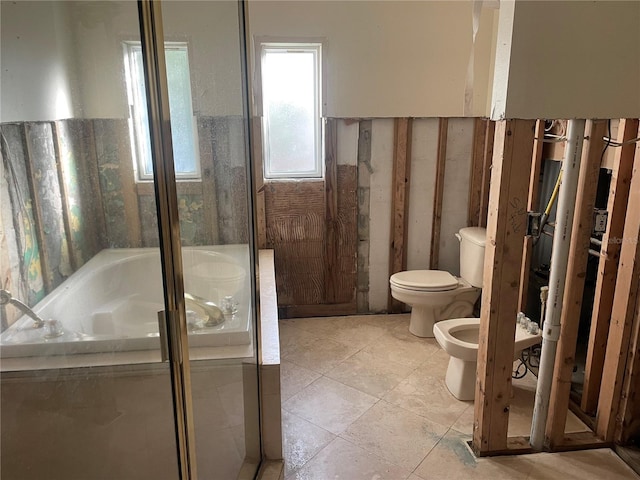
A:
[154,1,262,478]
[0,1,184,479]
[1,1,261,477]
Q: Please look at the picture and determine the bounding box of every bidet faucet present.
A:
[184,293,225,327]
[0,289,46,328]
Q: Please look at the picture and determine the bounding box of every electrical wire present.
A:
[600,119,612,164]
[602,136,640,147]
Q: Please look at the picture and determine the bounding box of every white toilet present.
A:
[434,318,542,401]
[389,227,486,338]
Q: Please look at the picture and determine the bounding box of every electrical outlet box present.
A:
[593,209,608,234]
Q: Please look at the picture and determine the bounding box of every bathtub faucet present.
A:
[184,293,225,327]
[0,289,46,328]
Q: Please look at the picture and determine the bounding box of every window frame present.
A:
[123,40,201,183]
[257,41,324,180]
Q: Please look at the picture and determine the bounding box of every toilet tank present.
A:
[458,227,487,288]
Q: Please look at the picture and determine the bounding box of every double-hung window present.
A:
[123,41,200,181]
[260,43,322,179]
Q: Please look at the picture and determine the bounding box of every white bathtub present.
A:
[0,245,253,371]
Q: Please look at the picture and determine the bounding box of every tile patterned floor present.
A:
[279,314,640,480]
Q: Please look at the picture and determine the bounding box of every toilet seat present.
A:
[390,270,459,292]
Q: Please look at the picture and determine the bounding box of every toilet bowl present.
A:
[389,272,480,337]
[434,317,542,401]
[390,227,486,338]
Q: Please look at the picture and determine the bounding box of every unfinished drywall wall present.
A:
[492,0,640,119]
[439,119,474,275]
[363,117,476,313]
[407,119,439,271]
[248,1,497,118]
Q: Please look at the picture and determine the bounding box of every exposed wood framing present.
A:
[472,119,535,455]
[251,117,267,249]
[325,118,339,303]
[582,119,640,414]
[430,118,448,269]
[545,120,608,448]
[617,286,640,443]
[468,118,489,227]
[596,124,640,442]
[479,121,495,228]
[518,119,546,312]
[388,118,412,312]
[542,120,568,161]
[280,302,357,319]
[548,431,609,451]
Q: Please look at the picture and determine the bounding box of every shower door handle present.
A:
[157,310,170,362]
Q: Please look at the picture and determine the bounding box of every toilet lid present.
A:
[390,270,459,292]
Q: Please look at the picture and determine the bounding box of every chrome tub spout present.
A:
[0,289,46,328]
[184,293,225,327]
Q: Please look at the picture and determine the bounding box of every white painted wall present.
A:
[72,0,244,119]
[1,1,78,122]
[248,0,497,118]
[491,0,640,119]
[2,0,245,121]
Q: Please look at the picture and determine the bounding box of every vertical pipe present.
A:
[137,1,197,478]
[530,119,586,451]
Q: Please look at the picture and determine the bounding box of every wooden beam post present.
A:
[617,284,640,443]
[325,118,339,304]
[545,120,608,448]
[473,119,535,455]
[582,119,640,414]
[430,118,448,270]
[479,121,496,228]
[388,118,412,312]
[468,118,489,227]
[251,116,267,250]
[596,123,640,442]
[518,119,546,312]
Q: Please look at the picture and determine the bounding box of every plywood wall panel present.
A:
[336,164,357,304]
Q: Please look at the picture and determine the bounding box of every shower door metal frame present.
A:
[137,1,197,478]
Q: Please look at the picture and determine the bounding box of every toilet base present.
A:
[444,357,476,401]
[409,306,435,337]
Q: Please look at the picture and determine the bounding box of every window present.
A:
[260,43,322,179]
[123,42,200,181]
